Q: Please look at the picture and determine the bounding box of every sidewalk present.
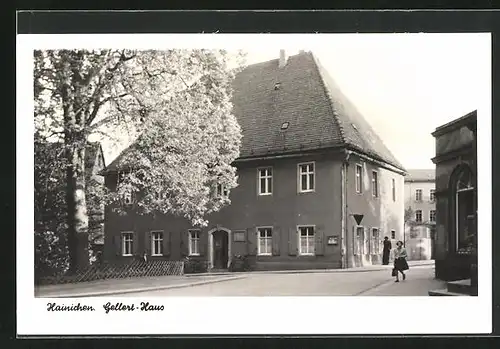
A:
[35,274,244,298]
[186,259,435,277]
[357,264,445,296]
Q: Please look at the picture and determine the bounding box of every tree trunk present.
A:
[61,52,90,273]
[65,136,90,274]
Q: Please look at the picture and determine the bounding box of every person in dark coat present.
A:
[382,236,392,265]
[393,241,409,282]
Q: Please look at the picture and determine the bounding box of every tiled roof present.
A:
[404,169,435,182]
[106,51,405,173]
[84,142,105,180]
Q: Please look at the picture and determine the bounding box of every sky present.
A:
[76,33,489,170]
[241,34,489,170]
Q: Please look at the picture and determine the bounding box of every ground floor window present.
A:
[151,231,163,256]
[299,226,315,255]
[354,226,364,255]
[121,232,133,256]
[370,228,380,254]
[257,227,273,255]
[189,230,200,256]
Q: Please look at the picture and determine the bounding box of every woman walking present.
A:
[393,241,409,282]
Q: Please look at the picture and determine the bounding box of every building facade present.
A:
[404,169,436,260]
[431,110,477,281]
[102,51,406,271]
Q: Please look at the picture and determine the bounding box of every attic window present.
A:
[281,122,289,130]
[274,82,281,90]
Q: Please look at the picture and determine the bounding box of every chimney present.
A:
[279,49,287,68]
[299,50,305,54]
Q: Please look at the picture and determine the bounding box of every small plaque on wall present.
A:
[327,235,339,245]
[233,231,246,242]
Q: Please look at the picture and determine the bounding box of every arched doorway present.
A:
[208,227,231,270]
[450,164,476,252]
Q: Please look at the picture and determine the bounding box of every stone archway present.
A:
[207,226,232,270]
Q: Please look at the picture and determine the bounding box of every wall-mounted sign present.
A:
[327,235,339,245]
[233,231,246,242]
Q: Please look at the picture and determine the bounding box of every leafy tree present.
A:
[34,138,69,280]
[34,49,245,272]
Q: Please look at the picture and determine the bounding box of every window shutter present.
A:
[180,231,189,257]
[353,226,359,256]
[315,226,324,256]
[133,232,139,256]
[163,232,171,257]
[144,231,151,255]
[199,230,207,256]
[247,227,257,256]
[114,235,121,256]
[272,227,281,256]
[288,228,297,256]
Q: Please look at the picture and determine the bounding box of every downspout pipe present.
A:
[341,149,352,269]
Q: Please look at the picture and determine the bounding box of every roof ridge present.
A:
[309,53,347,145]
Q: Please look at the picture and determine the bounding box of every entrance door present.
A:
[212,230,229,270]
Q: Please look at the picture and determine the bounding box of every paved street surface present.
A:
[122,265,442,297]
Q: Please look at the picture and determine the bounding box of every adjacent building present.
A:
[431,110,477,282]
[404,169,436,260]
[102,50,406,271]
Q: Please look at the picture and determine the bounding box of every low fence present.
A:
[36,259,185,285]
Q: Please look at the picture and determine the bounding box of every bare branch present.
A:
[86,92,128,127]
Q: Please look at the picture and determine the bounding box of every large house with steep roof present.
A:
[102,50,406,271]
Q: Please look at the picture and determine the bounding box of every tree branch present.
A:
[86,92,128,127]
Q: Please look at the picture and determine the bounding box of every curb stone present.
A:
[39,275,246,298]
[185,261,435,277]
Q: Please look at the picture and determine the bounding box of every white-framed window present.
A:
[371,228,380,254]
[298,226,315,255]
[371,171,379,197]
[257,227,273,255]
[258,167,273,195]
[415,189,423,202]
[430,210,436,223]
[298,162,315,192]
[430,189,435,202]
[392,178,396,201]
[391,229,396,240]
[355,164,363,193]
[151,231,164,256]
[216,183,228,197]
[121,232,133,256]
[188,230,200,256]
[123,191,133,205]
[415,209,423,223]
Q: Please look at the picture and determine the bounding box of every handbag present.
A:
[391,268,397,277]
